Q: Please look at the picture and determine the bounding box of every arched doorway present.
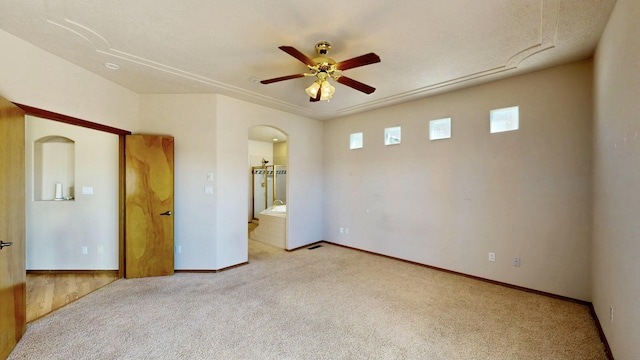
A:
[247,126,288,251]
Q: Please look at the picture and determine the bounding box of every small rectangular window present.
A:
[350,132,363,149]
[429,118,451,140]
[490,106,519,133]
[384,126,401,145]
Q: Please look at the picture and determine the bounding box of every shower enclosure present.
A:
[252,164,286,220]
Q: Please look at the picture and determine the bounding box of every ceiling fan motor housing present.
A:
[315,41,332,55]
[313,58,336,73]
[313,41,335,72]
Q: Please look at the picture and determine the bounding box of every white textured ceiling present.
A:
[0,1,616,121]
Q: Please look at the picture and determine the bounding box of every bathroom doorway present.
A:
[247,126,288,250]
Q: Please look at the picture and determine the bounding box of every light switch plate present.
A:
[81,186,93,195]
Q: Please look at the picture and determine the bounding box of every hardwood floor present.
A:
[26,271,120,323]
[27,224,261,323]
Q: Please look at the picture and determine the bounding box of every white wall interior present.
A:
[0,29,139,132]
[216,95,323,267]
[592,0,640,358]
[25,115,119,270]
[324,60,593,301]
[0,28,137,271]
[5,9,640,356]
[139,94,218,270]
[139,94,323,270]
[248,140,274,166]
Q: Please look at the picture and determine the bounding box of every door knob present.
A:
[160,211,173,216]
[0,240,13,250]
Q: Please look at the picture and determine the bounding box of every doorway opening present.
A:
[25,116,121,321]
[247,126,288,250]
[16,105,130,323]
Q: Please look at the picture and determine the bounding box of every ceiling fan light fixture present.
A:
[305,81,321,98]
[320,80,335,101]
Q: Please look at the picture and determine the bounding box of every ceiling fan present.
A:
[260,41,380,102]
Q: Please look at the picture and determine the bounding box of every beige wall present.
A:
[139,94,323,270]
[593,0,640,358]
[249,140,274,167]
[0,29,138,271]
[324,60,593,300]
[0,30,139,132]
[139,94,218,270]
[25,116,119,270]
[0,23,325,271]
[5,10,640,355]
[273,141,287,166]
[216,95,323,265]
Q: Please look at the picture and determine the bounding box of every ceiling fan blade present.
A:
[260,73,305,84]
[335,76,376,94]
[335,53,381,71]
[279,46,317,67]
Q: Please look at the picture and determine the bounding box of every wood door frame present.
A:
[13,103,131,278]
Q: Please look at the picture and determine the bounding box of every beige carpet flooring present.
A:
[8,240,606,359]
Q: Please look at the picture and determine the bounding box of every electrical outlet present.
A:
[512,257,520,267]
[340,227,344,234]
[488,252,496,262]
[97,245,104,254]
[82,246,88,255]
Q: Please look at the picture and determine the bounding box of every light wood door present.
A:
[125,135,174,278]
[0,98,26,360]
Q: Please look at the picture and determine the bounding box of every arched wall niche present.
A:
[33,135,75,201]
